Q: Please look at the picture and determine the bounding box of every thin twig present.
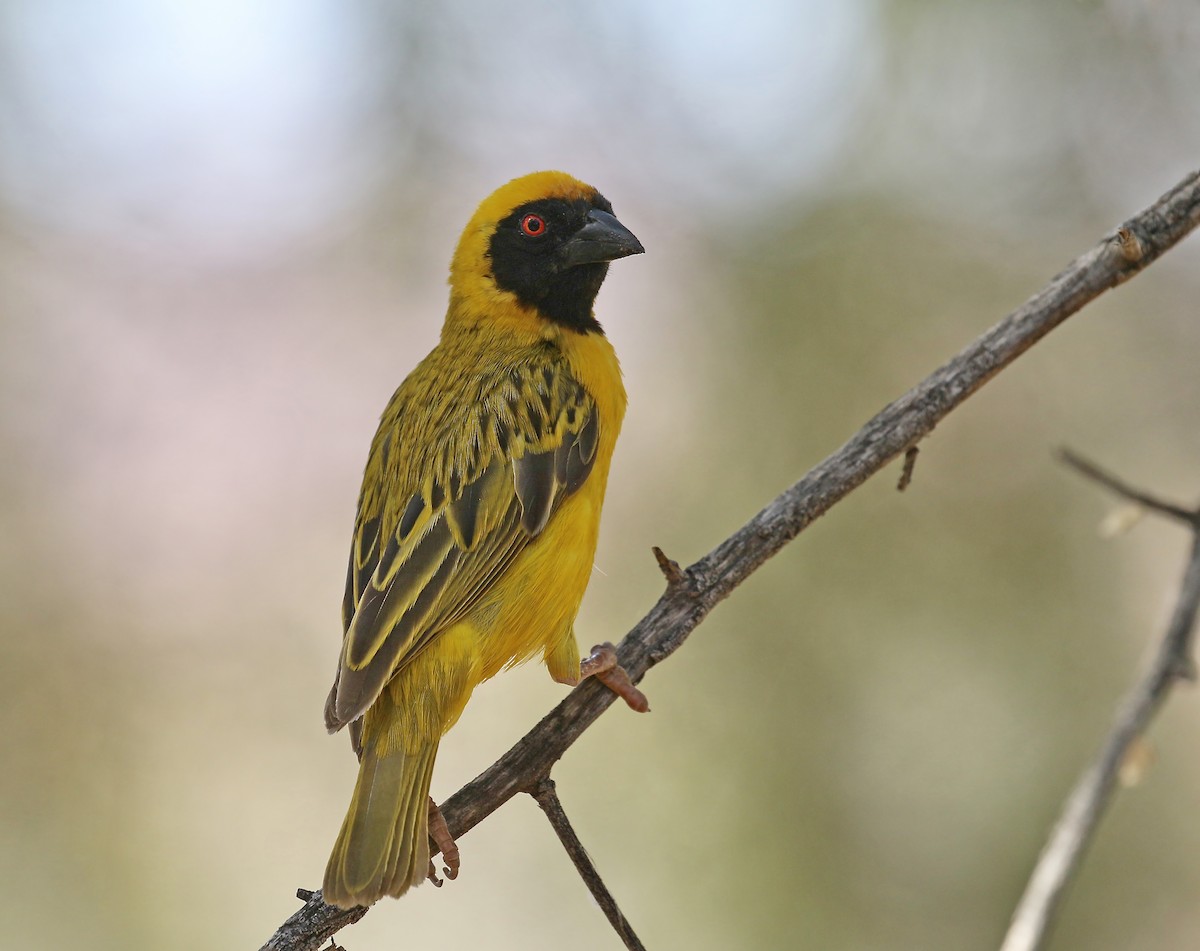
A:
[1058,448,1197,525]
[652,545,686,586]
[530,778,648,951]
[897,445,920,492]
[999,470,1200,951]
[259,169,1200,951]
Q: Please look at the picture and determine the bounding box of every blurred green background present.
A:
[2,2,1199,949]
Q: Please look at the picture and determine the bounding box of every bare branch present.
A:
[1000,475,1200,951]
[259,892,365,951]
[530,778,647,951]
[259,168,1200,951]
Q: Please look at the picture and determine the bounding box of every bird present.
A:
[321,170,647,909]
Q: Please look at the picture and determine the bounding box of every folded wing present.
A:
[325,369,600,735]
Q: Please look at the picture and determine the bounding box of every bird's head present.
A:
[449,170,643,335]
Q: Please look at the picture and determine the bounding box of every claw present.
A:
[580,643,650,712]
[427,796,460,884]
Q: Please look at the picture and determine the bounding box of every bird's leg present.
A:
[426,796,459,886]
[578,642,650,712]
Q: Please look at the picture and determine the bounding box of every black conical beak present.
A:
[561,209,644,268]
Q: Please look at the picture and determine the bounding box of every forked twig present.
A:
[1000,454,1200,951]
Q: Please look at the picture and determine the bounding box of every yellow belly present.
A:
[374,325,624,749]
[470,480,602,683]
[374,476,605,755]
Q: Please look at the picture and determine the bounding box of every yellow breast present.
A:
[472,325,626,680]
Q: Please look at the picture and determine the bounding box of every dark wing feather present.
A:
[342,514,382,633]
[332,520,461,725]
[513,451,557,535]
[325,371,599,733]
[562,412,598,493]
[444,458,506,551]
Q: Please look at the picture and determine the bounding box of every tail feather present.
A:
[323,740,438,909]
[383,748,437,894]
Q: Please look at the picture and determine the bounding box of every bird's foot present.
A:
[580,642,650,713]
[426,796,459,887]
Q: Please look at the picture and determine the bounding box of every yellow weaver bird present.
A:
[322,171,646,909]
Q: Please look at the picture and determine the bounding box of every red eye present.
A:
[520,214,546,237]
